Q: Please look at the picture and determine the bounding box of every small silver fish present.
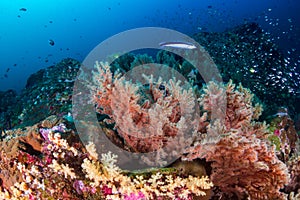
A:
[273,112,288,117]
[159,41,197,49]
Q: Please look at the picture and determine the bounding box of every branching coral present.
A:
[0,123,87,200]
[0,116,213,200]
[81,150,213,200]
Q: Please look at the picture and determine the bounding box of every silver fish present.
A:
[159,41,197,49]
[273,112,289,117]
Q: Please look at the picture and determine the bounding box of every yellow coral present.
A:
[81,158,103,186]
[86,141,98,160]
[81,151,213,199]
[48,159,76,179]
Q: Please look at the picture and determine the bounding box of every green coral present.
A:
[268,134,281,151]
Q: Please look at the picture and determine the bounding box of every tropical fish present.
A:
[19,8,27,11]
[159,41,197,49]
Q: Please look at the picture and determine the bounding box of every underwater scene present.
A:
[0,0,300,199]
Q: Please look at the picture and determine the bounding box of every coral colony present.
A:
[0,24,300,200]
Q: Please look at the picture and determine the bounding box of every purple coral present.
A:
[73,180,85,194]
[51,123,66,133]
[39,123,67,142]
[124,191,145,200]
[39,128,51,142]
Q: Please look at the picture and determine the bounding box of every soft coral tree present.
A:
[185,81,289,199]
[92,62,197,165]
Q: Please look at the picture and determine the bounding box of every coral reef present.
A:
[0,60,300,199]
[90,62,299,199]
[0,23,300,199]
[0,58,80,131]
[0,115,213,200]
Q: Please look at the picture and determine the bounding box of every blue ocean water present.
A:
[0,0,299,92]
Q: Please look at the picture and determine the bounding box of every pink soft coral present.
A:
[92,62,197,165]
[185,81,289,199]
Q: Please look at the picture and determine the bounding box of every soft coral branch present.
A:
[92,62,197,165]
